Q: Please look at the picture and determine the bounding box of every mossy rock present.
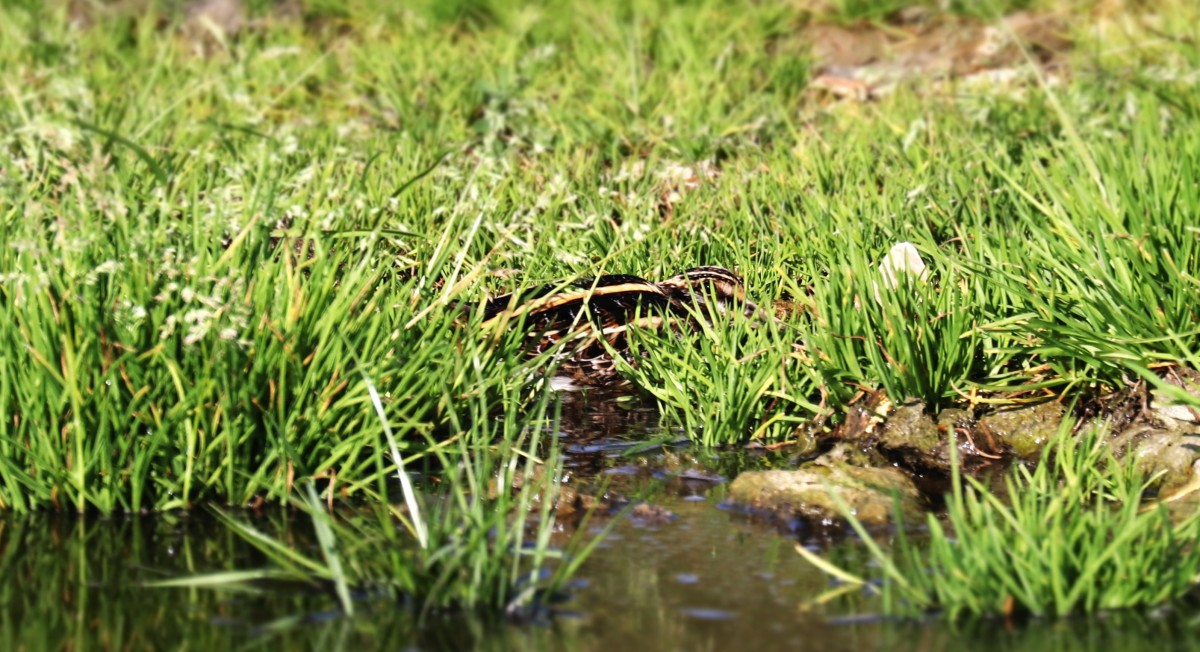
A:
[1119,419,1200,496]
[878,402,943,469]
[877,403,980,472]
[728,458,925,526]
[977,401,1066,459]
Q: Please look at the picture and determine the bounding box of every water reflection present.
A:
[2,434,1200,650]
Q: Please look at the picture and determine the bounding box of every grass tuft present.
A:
[157,386,602,618]
[799,419,1200,618]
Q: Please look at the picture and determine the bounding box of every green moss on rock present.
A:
[728,458,925,526]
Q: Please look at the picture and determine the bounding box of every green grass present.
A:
[617,304,824,447]
[2,0,1200,508]
[155,387,606,619]
[798,420,1200,618]
[3,0,1200,629]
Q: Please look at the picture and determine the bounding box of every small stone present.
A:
[1151,392,1200,424]
[873,242,929,305]
[1149,367,1200,425]
[629,502,677,526]
[878,402,945,469]
[728,460,924,526]
[878,242,929,289]
[976,401,1066,459]
[1127,425,1200,495]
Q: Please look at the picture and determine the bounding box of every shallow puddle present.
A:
[4,463,1200,650]
[3,394,1200,650]
[4,487,1200,651]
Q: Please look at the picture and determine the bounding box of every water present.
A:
[4,393,1200,650]
[4,490,1200,651]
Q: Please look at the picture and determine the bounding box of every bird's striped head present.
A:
[657,266,760,319]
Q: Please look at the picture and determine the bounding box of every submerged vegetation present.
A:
[3,0,1200,632]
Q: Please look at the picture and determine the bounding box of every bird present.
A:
[472,266,760,386]
[655,266,757,321]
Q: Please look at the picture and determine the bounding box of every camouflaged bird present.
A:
[473,266,760,386]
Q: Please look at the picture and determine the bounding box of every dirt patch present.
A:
[801,10,1072,100]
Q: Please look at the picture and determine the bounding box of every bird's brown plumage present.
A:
[475,267,758,386]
